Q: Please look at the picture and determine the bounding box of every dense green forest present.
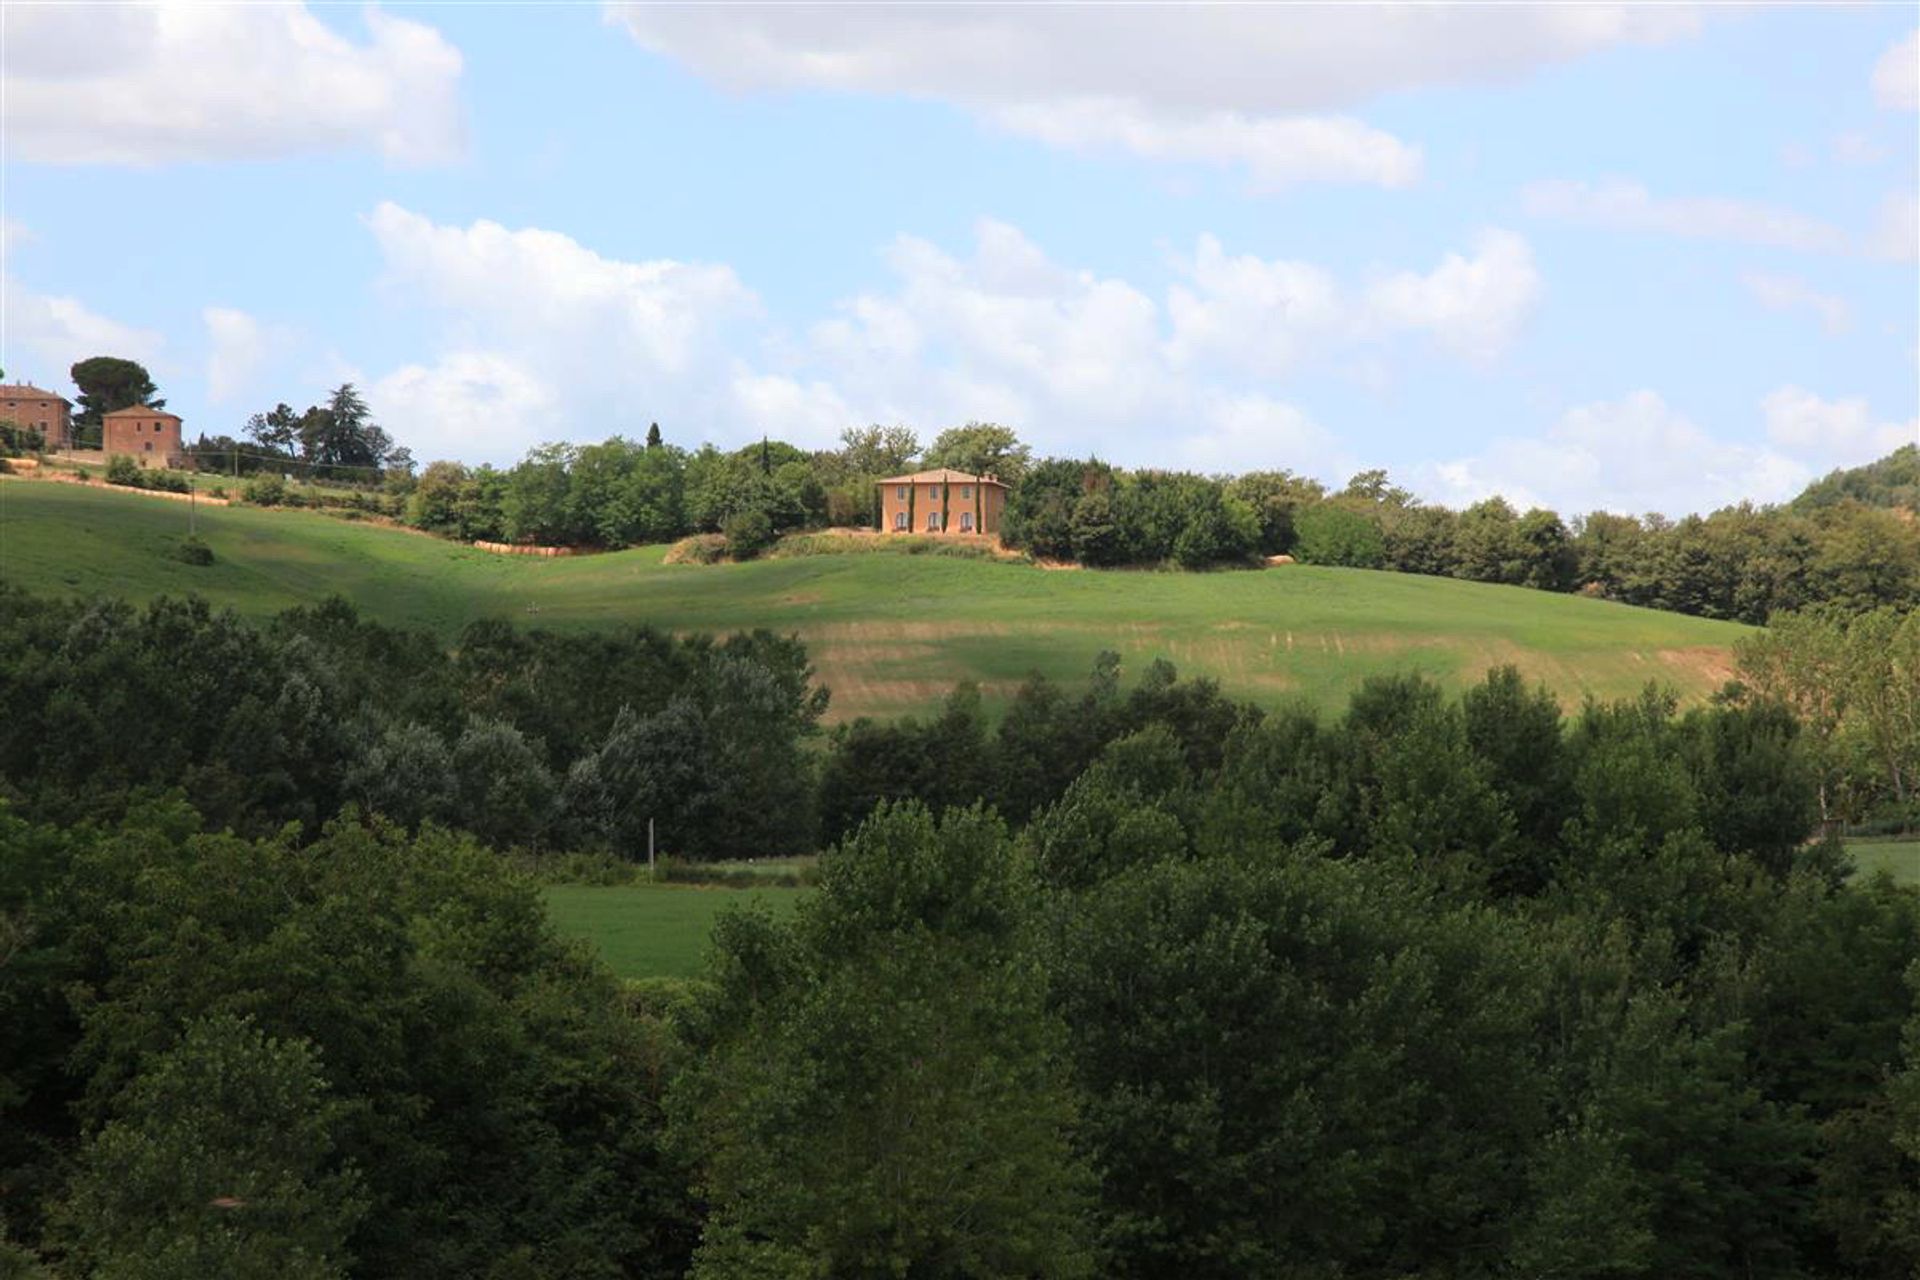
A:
[1,584,1918,1277]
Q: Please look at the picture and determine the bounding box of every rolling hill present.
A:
[0,478,1754,722]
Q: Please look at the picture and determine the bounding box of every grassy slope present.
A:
[543,884,803,979]
[0,478,1753,721]
[1846,838,1920,888]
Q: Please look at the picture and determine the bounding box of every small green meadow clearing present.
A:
[0,477,1754,722]
[1846,837,1920,887]
[543,883,805,979]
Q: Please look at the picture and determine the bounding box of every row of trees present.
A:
[1738,606,1920,827]
[399,422,1024,553]
[1002,451,1920,620]
[0,588,824,860]
[3,644,1916,1276]
[22,360,1920,620]
[394,420,1917,622]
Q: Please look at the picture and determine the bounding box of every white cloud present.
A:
[1522,179,1853,254]
[606,4,1700,187]
[1167,228,1541,373]
[1422,387,1919,517]
[1362,229,1543,362]
[2,3,465,166]
[202,307,282,403]
[1761,385,1915,457]
[992,99,1421,190]
[2,282,163,393]
[363,203,772,458]
[366,202,756,374]
[1831,131,1889,167]
[362,208,1541,467]
[368,352,559,462]
[1420,391,1812,516]
[1740,271,1851,335]
[1174,393,1355,477]
[1867,191,1919,263]
[1873,28,1918,111]
[606,4,1698,112]
[730,369,856,439]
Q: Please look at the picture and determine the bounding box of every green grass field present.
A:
[1846,837,1920,887]
[544,883,804,978]
[0,477,1754,721]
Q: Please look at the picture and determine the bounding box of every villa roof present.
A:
[102,405,181,419]
[0,384,70,402]
[877,468,1008,487]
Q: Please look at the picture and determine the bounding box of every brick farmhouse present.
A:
[878,469,1008,536]
[102,405,184,468]
[0,384,73,449]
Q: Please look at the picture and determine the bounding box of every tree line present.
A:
[0,587,824,862]
[2,593,1916,1276]
[16,354,1919,624]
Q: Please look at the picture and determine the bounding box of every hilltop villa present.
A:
[0,384,73,449]
[878,469,1009,536]
[102,406,184,467]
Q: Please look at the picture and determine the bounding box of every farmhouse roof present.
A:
[0,384,70,402]
[102,405,181,420]
[877,468,1008,487]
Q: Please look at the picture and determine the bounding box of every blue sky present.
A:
[3,2,1915,514]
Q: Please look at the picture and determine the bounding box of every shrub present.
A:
[242,473,288,506]
[209,486,228,500]
[663,534,728,565]
[105,455,142,487]
[171,538,215,567]
[723,507,776,559]
[1294,504,1387,568]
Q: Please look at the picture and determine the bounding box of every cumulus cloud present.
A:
[1167,229,1541,373]
[1361,230,1544,362]
[1740,272,1851,335]
[991,100,1422,190]
[360,207,1522,468]
[1173,393,1355,477]
[1418,391,1812,516]
[1873,28,1918,111]
[1421,387,1917,518]
[360,202,767,456]
[365,202,757,374]
[369,352,560,462]
[1522,179,1853,254]
[606,5,1700,188]
[1,272,163,391]
[2,3,465,166]
[605,4,1699,112]
[202,307,286,404]
[1526,177,1919,260]
[1761,385,1916,457]
[1867,191,1919,263]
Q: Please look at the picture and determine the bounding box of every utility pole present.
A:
[648,818,656,882]
[189,476,197,538]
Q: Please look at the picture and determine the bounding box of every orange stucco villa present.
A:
[878,469,1008,536]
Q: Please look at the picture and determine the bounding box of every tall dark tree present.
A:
[69,357,161,445]
[298,384,395,475]
[244,403,301,458]
[645,421,663,450]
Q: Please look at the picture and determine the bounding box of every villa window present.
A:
[927,511,941,531]
[894,511,908,530]
[960,512,974,531]
[961,486,972,499]
[897,485,908,499]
